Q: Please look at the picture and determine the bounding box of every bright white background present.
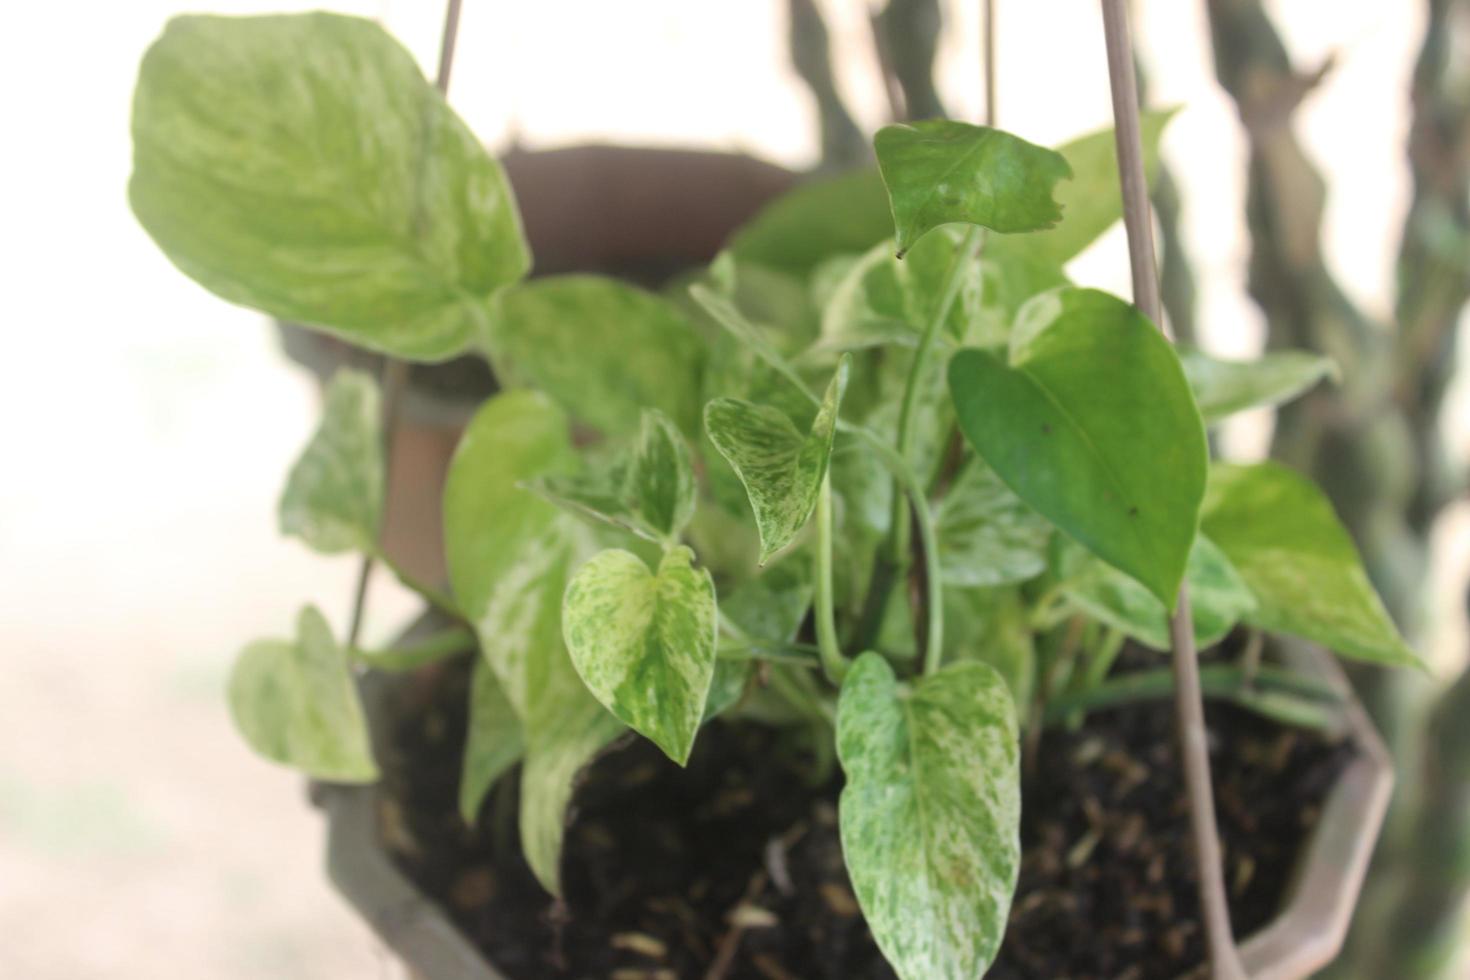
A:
[0,1,1463,976]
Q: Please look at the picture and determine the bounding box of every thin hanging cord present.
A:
[983,0,996,126]
[1097,2,1246,977]
[346,0,466,649]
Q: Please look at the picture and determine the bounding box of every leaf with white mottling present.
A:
[629,409,697,539]
[708,560,814,720]
[1179,347,1338,423]
[278,369,383,554]
[1056,534,1257,650]
[838,653,1020,980]
[705,358,850,563]
[130,13,528,360]
[1202,462,1421,668]
[874,120,1072,256]
[459,657,524,823]
[937,455,1052,588]
[563,547,718,765]
[228,605,377,783]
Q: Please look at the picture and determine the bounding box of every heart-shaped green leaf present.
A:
[948,287,1207,609]
[1179,347,1338,423]
[442,390,626,895]
[727,169,894,277]
[228,606,377,783]
[563,547,718,765]
[838,652,1020,980]
[486,276,706,438]
[705,358,850,563]
[937,455,1052,588]
[130,13,528,360]
[278,369,383,555]
[1055,534,1257,650]
[459,658,524,824]
[874,120,1072,256]
[986,110,1176,270]
[1201,462,1421,667]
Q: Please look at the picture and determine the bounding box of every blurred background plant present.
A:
[1,0,1464,976]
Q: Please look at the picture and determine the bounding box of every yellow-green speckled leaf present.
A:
[563,547,717,765]
[937,454,1052,588]
[1202,462,1421,668]
[228,606,377,783]
[837,652,1020,980]
[874,120,1072,257]
[278,369,383,555]
[704,357,850,564]
[130,13,528,361]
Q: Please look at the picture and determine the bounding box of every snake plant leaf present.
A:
[837,652,1021,980]
[727,169,894,277]
[1201,462,1422,668]
[874,120,1072,257]
[227,605,377,783]
[1179,347,1338,423]
[1055,534,1258,650]
[278,369,383,554]
[459,658,524,824]
[948,287,1207,610]
[486,276,706,438]
[563,547,718,765]
[988,110,1177,270]
[130,13,528,361]
[441,389,627,894]
[705,357,850,564]
[937,455,1053,588]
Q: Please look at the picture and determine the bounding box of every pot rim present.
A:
[316,630,1393,980]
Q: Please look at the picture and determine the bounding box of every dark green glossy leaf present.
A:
[1056,535,1257,650]
[459,658,524,823]
[937,455,1052,588]
[987,110,1176,270]
[874,120,1071,256]
[278,369,383,554]
[486,276,707,438]
[727,169,894,277]
[948,287,1207,609]
[1178,347,1338,423]
[1201,462,1421,668]
[837,653,1020,980]
[563,547,718,765]
[705,358,850,563]
[228,605,377,783]
[130,13,528,360]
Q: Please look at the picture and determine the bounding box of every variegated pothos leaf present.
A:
[837,652,1020,980]
[704,357,850,563]
[459,658,524,824]
[278,369,383,554]
[562,547,718,765]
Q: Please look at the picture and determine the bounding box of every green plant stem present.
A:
[351,625,475,672]
[1043,663,1344,729]
[813,472,848,684]
[718,646,823,670]
[768,665,836,726]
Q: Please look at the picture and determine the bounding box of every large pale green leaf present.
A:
[442,389,626,893]
[486,276,706,438]
[948,287,1207,609]
[278,369,383,554]
[459,658,524,824]
[988,110,1176,270]
[1201,462,1420,667]
[837,653,1020,980]
[705,358,850,563]
[1056,535,1257,650]
[563,547,718,765]
[228,606,377,783]
[130,13,528,360]
[727,169,894,277]
[937,456,1052,588]
[874,120,1072,256]
[1179,347,1338,423]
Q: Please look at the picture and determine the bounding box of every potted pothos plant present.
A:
[131,9,1418,979]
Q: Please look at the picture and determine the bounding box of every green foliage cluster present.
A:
[131,14,1419,978]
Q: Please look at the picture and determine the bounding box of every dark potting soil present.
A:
[380,650,1355,980]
